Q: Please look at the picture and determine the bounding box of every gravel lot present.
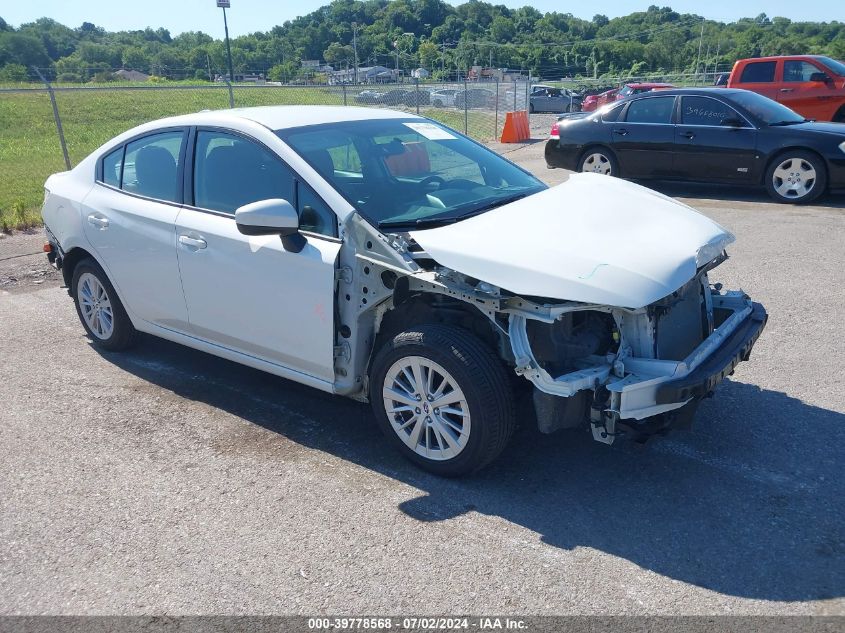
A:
[1,143,843,616]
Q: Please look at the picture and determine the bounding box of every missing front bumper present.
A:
[510,291,768,440]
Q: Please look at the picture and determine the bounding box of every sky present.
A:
[1,0,840,37]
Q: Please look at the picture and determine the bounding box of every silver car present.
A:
[41,106,767,476]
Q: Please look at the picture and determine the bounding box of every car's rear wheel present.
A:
[765,151,826,204]
[578,147,618,176]
[71,258,136,351]
[370,324,515,477]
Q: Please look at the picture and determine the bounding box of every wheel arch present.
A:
[833,104,845,123]
[60,246,97,290]
[61,246,138,326]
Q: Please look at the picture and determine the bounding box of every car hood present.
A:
[787,121,845,136]
[410,173,734,309]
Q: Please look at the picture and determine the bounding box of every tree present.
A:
[418,40,439,70]
[490,16,515,43]
[323,42,355,66]
[0,62,28,81]
[121,47,149,71]
[0,32,51,68]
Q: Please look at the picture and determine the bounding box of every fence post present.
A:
[414,78,420,115]
[225,79,235,108]
[463,78,468,135]
[342,83,347,106]
[513,79,517,112]
[494,79,499,141]
[33,67,71,171]
[525,80,529,113]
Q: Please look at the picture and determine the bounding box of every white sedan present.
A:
[42,105,767,476]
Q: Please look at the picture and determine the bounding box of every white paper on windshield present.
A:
[403,122,457,140]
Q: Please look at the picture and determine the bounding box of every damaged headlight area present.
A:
[508,266,767,444]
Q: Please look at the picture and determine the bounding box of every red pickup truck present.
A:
[727,55,845,122]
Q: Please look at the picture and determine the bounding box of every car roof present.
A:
[617,87,749,98]
[736,54,828,63]
[161,105,422,131]
[626,82,674,88]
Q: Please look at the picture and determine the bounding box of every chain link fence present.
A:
[0,79,535,235]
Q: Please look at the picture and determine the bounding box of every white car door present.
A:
[175,128,341,383]
[81,129,189,330]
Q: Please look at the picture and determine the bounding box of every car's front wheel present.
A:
[370,324,515,476]
[765,151,826,204]
[71,258,136,351]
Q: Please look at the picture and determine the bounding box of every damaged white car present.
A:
[42,106,767,476]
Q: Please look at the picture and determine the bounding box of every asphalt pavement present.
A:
[0,144,843,615]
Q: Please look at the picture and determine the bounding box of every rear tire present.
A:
[71,258,136,351]
[370,324,515,477]
[578,146,618,177]
[764,150,826,204]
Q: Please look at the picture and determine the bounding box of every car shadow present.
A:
[95,335,844,603]
[638,180,845,209]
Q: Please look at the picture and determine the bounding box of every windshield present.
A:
[278,119,546,229]
[728,90,806,125]
[817,56,845,76]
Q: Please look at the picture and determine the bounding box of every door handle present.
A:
[681,131,695,139]
[87,214,109,229]
[613,128,628,136]
[178,235,207,250]
[779,88,794,93]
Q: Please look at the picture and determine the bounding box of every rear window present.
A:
[101,147,122,187]
[739,61,776,83]
[600,103,624,122]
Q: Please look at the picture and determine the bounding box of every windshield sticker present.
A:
[403,122,457,140]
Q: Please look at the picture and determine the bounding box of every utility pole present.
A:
[694,19,705,85]
[352,22,359,84]
[217,0,235,84]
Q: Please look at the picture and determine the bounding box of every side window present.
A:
[681,96,744,126]
[101,147,123,187]
[122,131,184,203]
[624,96,675,124]
[297,183,337,237]
[784,60,822,82]
[739,61,776,83]
[193,130,294,214]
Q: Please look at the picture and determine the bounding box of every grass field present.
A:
[0,85,498,231]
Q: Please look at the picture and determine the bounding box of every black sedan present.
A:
[545,88,845,203]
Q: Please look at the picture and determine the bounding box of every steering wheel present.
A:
[418,175,447,191]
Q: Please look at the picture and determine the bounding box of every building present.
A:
[411,67,430,79]
[330,66,397,85]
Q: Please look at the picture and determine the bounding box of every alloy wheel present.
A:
[382,355,471,461]
[77,272,114,339]
[582,152,612,175]
[772,157,816,199]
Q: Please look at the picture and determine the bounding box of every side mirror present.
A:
[809,72,831,83]
[720,117,744,128]
[235,198,306,253]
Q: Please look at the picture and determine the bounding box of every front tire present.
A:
[765,151,826,204]
[370,324,516,477]
[71,258,136,351]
